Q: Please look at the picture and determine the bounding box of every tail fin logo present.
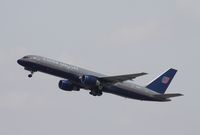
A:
[162,76,170,84]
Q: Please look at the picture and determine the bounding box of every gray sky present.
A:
[0,0,199,135]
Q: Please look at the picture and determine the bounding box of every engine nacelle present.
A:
[81,75,100,88]
[58,80,79,91]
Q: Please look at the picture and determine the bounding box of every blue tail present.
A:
[146,68,177,94]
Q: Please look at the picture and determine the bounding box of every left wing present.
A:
[99,72,147,84]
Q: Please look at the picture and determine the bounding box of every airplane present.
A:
[17,55,183,102]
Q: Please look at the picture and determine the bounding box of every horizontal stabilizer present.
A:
[155,93,183,99]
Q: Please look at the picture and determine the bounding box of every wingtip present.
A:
[142,72,148,75]
[179,93,184,96]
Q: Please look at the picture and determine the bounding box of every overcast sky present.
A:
[0,0,199,135]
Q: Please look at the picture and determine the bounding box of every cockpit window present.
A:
[23,56,29,59]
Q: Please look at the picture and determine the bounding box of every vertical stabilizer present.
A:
[146,68,177,94]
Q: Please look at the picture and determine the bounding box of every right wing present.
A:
[99,72,147,84]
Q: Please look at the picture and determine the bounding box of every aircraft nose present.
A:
[17,59,23,65]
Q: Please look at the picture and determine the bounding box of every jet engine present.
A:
[81,75,100,88]
[58,80,79,91]
[81,75,103,96]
